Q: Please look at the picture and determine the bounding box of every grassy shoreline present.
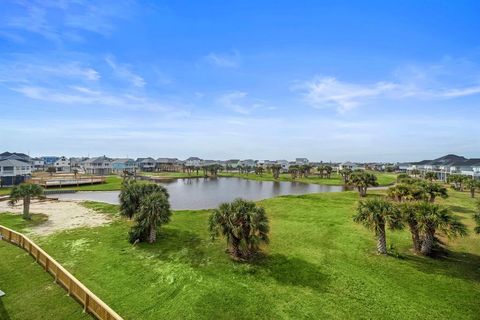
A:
[1,189,478,319]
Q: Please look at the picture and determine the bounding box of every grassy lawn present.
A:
[140,172,194,178]
[0,216,91,320]
[0,187,12,196]
[220,171,397,186]
[1,189,478,319]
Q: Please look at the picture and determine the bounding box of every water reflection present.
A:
[51,177,347,210]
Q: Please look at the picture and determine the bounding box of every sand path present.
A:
[0,199,111,236]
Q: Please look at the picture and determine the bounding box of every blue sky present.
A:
[1,0,479,162]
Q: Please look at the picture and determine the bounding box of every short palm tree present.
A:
[129,191,171,243]
[465,178,480,198]
[418,181,448,203]
[424,171,437,181]
[416,202,467,256]
[9,183,44,220]
[350,172,378,197]
[209,198,269,261]
[119,180,169,219]
[339,168,352,184]
[354,198,403,255]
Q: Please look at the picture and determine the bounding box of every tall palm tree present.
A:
[129,191,171,243]
[398,202,422,252]
[416,202,467,256]
[209,198,269,260]
[9,183,44,220]
[119,180,169,219]
[418,181,448,203]
[354,198,403,255]
[350,171,379,197]
[474,200,480,234]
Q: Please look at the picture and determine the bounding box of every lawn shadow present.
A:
[403,250,480,283]
[254,253,330,292]
[136,228,207,267]
[448,205,475,214]
[0,299,10,320]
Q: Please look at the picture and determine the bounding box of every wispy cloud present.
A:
[105,55,146,87]
[12,85,180,113]
[1,0,135,43]
[217,91,270,114]
[205,51,241,68]
[297,77,396,113]
[297,59,480,112]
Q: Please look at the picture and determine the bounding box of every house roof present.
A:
[111,158,134,164]
[0,159,31,167]
[84,156,112,164]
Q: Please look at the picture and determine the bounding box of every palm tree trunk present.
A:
[471,189,475,198]
[420,229,434,256]
[23,196,31,220]
[148,225,156,243]
[376,225,387,255]
[408,221,421,253]
[429,195,435,203]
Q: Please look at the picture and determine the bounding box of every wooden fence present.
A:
[0,225,124,320]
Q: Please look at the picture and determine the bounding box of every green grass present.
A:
[220,171,397,186]
[0,187,12,196]
[0,216,91,320]
[80,201,120,216]
[1,189,478,319]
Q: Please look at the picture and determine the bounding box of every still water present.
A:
[51,177,347,210]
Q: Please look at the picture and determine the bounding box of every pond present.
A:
[50,177,348,210]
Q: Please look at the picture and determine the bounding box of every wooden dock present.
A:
[30,177,106,188]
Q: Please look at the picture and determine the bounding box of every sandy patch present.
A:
[0,199,111,235]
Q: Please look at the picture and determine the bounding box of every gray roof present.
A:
[0,159,31,167]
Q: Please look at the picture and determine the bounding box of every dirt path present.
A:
[0,199,111,235]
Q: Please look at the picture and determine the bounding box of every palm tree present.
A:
[209,198,269,261]
[129,191,171,243]
[398,202,422,253]
[474,200,480,234]
[73,168,79,179]
[387,184,413,202]
[317,165,326,178]
[418,181,448,203]
[119,180,169,219]
[448,174,466,191]
[324,165,333,178]
[9,183,44,220]
[271,164,281,180]
[353,198,403,255]
[465,178,480,198]
[416,202,467,256]
[424,171,437,181]
[288,165,299,179]
[339,168,352,185]
[350,171,378,197]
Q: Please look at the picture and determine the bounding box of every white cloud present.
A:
[1,0,135,43]
[12,85,172,112]
[105,56,146,87]
[298,64,480,113]
[205,51,240,68]
[298,77,396,112]
[217,91,266,114]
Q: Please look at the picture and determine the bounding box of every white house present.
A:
[0,159,32,186]
[276,160,290,171]
[295,158,309,165]
[54,156,71,172]
[185,157,203,167]
[82,156,112,175]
